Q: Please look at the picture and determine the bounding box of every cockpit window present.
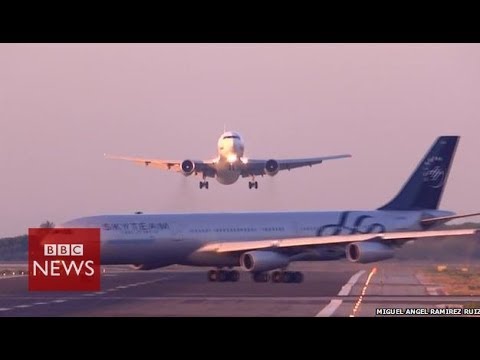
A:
[223,135,240,140]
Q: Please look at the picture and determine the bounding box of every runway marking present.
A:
[316,270,366,317]
[0,299,68,314]
[81,276,172,297]
[105,277,172,293]
[91,296,334,301]
[15,304,32,309]
[350,267,377,317]
[426,287,443,295]
[0,274,27,280]
[338,270,366,296]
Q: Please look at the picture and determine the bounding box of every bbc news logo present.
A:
[28,228,100,291]
[44,244,84,257]
[34,244,95,277]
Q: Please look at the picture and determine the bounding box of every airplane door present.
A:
[293,221,302,236]
[171,222,184,241]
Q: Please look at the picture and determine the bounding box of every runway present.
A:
[0,261,479,316]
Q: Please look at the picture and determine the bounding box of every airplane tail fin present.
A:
[378,136,459,211]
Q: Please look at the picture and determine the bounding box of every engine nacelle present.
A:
[265,159,279,176]
[181,160,195,176]
[240,251,289,272]
[346,242,394,263]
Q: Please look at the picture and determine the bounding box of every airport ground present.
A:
[1,260,479,317]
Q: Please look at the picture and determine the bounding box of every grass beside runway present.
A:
[420,265,480,296]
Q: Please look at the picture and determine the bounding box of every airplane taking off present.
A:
[65,136,479,283]
[105,131,351,189]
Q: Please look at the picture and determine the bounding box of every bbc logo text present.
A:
[44,244,84,256]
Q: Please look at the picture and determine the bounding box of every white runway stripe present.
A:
[316,270,366,317]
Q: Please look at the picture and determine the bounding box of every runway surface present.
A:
[0,260,479,316]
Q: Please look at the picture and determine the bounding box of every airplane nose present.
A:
[234,141,244,153]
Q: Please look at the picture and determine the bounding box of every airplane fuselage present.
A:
[61,209,452,269]
[214,131,246,185]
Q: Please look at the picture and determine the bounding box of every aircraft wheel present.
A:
[282,271,293,283]
[218,270,228,282]
[207,269,217,282]
[293,271,304,283]
[228,270,240,282]
[272,271,282,283]
[252,272,269,282]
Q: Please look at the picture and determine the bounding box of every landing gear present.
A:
[252,272,270,282]
[207,269,240,282]
[271,271,304,283]
[248,181,258,189]
[199,181,209,189]
[248,175,258,189]
[207,269,303,283]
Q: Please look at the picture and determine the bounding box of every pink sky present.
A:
[1,44,479,236]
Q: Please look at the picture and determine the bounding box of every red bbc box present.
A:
[28,228,100,291]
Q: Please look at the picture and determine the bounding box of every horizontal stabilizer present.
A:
[421,212,480,225]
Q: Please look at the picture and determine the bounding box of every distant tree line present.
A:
[0,235,28,260]
[0,221,54,260]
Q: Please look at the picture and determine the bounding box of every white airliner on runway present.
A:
[66,136,479,283]
[105,131,351,189]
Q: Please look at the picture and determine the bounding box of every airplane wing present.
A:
[104,155,217,178]
[242,154,351,177]
[198,228,479,253]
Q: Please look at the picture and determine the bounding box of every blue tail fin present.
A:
[378,136,459,211]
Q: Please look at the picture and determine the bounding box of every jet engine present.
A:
[346,242,394,263]
[181,160,195,176]
[265,159,279,176]
[240,251,289,272]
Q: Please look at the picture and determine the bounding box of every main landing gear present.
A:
[248,181,258,189]
[199,180,209,189]
[206,269,304,283]
[254,271,304,283]
[207,269,240,282]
